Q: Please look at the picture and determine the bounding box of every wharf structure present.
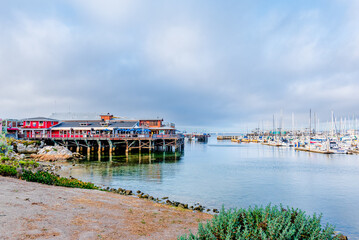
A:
[18,114,184,155]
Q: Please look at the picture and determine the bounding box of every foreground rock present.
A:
[6,151,25,160]
[16,142,40,154]
[31,146,78,161]
[0,176,211,240]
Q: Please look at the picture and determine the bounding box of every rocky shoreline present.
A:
[47,160,219,214]
[99,186,219,214]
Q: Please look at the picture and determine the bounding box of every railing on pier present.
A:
[20,133,184,141]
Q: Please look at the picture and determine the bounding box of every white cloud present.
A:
[0,15,71,78]
[144,24,215,86]
[0,15,74,117]
[70,0,140,25]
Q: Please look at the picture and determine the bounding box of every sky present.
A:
[1,0,359,132]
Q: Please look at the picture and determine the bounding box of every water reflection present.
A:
[69,152,183,185]
[82,151,182,164]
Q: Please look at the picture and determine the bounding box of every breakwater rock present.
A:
[114,189,219,213]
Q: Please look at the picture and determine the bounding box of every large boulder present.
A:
[33,146,73,161]
[6,151,25,160]
[17,143,39,154]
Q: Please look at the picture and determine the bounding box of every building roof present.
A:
[21,117,59,122]
[148,127,176,130]
[139,119,164,121]
[51,120,138,130]
[49,112,101,120]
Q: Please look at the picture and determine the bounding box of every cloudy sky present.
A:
[1,0,359,131]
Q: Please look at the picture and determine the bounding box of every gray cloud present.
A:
[1,0,359,131]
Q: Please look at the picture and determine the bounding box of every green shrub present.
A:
[17,160,39,169]
[21,170,98,189]
[179,204,343,240]
[19,160,26,165]
[0,164,17,177]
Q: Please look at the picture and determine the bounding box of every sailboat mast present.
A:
[309,109,312,137]
[313,113,317,135]
[331,111,334,137]
[292,112,294,136]
[273,114,275,139]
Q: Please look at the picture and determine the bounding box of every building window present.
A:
[33,122,37,127]
[39,121,44,126]
[25,121,30,126]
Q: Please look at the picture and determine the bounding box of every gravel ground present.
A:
[0,176,212,240]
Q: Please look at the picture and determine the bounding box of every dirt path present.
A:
[0,176,212,240]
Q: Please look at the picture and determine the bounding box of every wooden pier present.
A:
[21,134,185,156]
[217,136,237,140]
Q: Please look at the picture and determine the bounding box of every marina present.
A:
[215,111,359,156]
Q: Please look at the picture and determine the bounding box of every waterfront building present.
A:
[16,113,183,153]
[49,119,139,137]
[139,119,176,135]
[20,117,60,138]
[1,119,22,138]
[18,114,177,138]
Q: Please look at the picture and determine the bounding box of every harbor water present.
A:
[68,137,359,238]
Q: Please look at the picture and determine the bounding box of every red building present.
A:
[139,119,163,128]
[100,113,114,121]
[139,119,176,135]
[21,117,59,138]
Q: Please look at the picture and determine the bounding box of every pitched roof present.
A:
[21,117,59,122]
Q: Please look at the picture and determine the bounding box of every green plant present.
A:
[21,170,98,189]
[16,160,39,169]
[19,160,26,165]
[0,164,17,176]
[179,204,344,240]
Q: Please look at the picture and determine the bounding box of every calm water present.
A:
[69,137,359,238]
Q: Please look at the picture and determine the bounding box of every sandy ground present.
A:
[0,176,212,240]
